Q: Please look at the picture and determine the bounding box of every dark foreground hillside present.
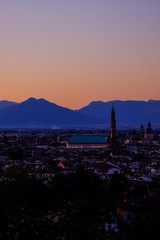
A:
[0,166,160,240]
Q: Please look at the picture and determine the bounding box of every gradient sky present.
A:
[0,0,160,109]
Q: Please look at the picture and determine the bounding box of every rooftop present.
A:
[69,135,108,144]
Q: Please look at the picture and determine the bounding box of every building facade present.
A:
[67,135,109,149]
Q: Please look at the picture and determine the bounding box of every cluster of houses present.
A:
[0,128,160,183]
[0,129,160,237]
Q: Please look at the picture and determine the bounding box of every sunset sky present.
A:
[0,0,160,109]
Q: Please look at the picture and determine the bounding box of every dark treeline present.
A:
[0,166,159,240]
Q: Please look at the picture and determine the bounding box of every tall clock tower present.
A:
[110,104,117,148]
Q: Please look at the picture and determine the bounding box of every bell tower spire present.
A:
[110,103,116,148]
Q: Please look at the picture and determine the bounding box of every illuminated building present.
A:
[67,135,109,149]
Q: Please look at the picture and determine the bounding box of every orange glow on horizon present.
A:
[0,1,160,109]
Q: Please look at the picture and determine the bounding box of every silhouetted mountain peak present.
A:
[22,97,37,104]
[148,99,160,103]
[79,101,105,111]
[77,100,160,127]
[21,97,54,106]
[89,101,104,105]
[0,97,98,128]
[0,100,18,111]
[0,98,160,128]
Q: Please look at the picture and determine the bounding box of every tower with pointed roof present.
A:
[110,104,117,147]
[144,122,153,140]
[140,124,144,140]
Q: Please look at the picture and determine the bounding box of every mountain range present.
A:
[0,98,160,128]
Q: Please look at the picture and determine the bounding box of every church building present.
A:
[140,122,154,140]
[144,122,153,140]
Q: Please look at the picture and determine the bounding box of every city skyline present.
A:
[1,0,160,109]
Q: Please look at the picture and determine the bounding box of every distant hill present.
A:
[77,100,160,128]
[0,98,98,128]
[0,100,18,111]
[0,98,160,128]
